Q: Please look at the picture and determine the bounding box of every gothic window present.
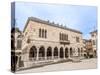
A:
[93,40,95,45]
[17,40,22,49]
[39,28,41,37]
[59,33,68,41]
[42,29,44,38]
[60,33,61,40]
[45,30,47,38]
[39,28,47,39]
[76,37,80,42]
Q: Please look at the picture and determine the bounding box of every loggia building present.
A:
[21,17,84,68]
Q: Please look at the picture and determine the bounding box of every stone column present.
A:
[52,49,54,60]
[36,47,39,61]
[45,49,47,60]
[63,48,66,59]
[16,56,19,69]
[58,48,60,60]
[68,48,71,59]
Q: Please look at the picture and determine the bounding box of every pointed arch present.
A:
[29,46,37,60]
[65,47,68,58]
[60,47,64,58]
[39,46,45,60]
[70,47,73,56]
[47,46,52,59]
[54,47,58,58]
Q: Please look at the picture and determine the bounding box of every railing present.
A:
[60,40,70,45]
[29,56,68,62]
[29,58,37,61]
[39,57,45,60]
[47,56,52,60]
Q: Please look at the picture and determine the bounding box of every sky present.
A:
[13,2,97,39]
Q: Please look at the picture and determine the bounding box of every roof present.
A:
[90,30,97,34]
[11,27,22,34]
[23,17,82,34]
[17,34,23,38]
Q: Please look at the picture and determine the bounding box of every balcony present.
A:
[11,49,22,53]
[59,40,70,45]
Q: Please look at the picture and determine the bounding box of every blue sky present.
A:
[14,2,97,39]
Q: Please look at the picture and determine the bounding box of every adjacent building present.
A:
[11,27,23,71]
[21,17,84,68]
[82,30,97,58]
[90,30,97,57]
[84,39,93,58]
[82,39,88,57]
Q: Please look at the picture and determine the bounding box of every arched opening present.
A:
[11,55,18,71]
[39,28,41,37]
[11,35,15,50]
[45,30,47,38]
[60,47,64,58]
[18,56,24,67]
[42,29,44,38]
[65,47,68,58]
[81,48,83,56]
[47,47,52,59]
[54,47,58,58]
[70,47,73,57]
[94,50,97,57]
[78,48,80,56]
[39,46,45,60]
[29,46,37,60]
